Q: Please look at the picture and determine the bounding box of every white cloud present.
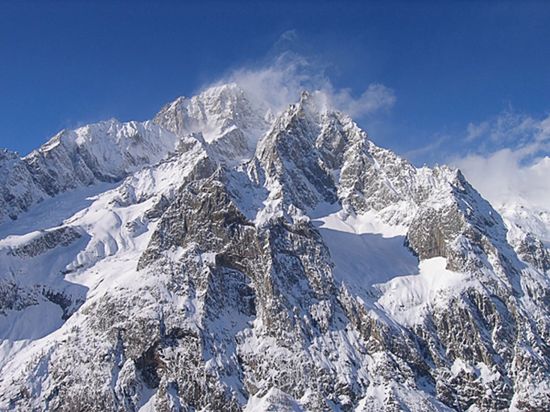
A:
[207,52,395,118]
[454,150,550,209]
[465,121,489,141]
[331,84,396,118]
[465,110,549,147]
[452,111,550,210]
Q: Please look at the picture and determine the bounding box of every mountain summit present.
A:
[0,84,549,411]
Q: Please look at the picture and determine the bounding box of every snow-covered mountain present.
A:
[1,83,549,411]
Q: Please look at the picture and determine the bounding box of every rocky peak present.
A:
[153,83,269,148]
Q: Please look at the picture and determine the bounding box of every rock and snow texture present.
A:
[1,84,550,411]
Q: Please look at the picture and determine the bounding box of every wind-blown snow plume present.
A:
[207,51,396,118]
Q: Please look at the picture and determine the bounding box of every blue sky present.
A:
[1,0,550,189]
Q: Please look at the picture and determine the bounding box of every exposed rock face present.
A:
[1,84,549,411]
[8,227,82,258]
[154,83,269,161]
[516,232,550,272]
[0,280,38,314]
[251,93,339,210]
[0,148,47,222]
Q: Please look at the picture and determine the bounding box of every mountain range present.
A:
[0,83,549,411]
